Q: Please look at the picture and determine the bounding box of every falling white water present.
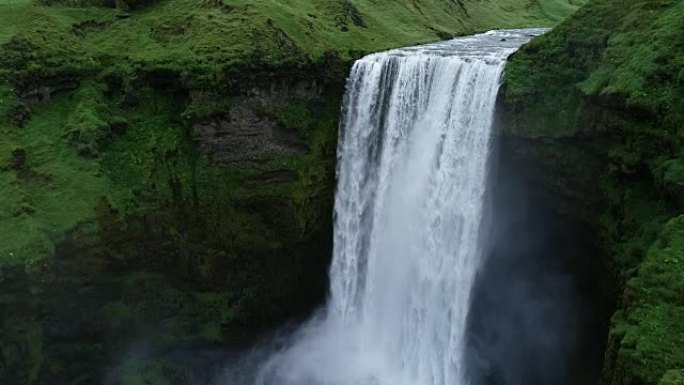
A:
[255,29,546,385]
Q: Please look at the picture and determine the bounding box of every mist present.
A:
[465,137,608,385]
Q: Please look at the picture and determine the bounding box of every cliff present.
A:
[501,0,684,384]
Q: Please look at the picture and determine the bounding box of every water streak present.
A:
[256,29,546,385]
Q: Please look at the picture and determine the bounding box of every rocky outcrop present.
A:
[20,79,79,105]
[191,112,303,162]
[189,80,323,162]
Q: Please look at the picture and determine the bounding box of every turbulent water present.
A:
[255,29,546,385]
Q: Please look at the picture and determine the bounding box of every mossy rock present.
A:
[659,370,684,385]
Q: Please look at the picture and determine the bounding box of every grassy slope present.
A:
[0,0,585,83]
[503,0,684,384]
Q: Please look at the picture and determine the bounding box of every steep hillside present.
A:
[501,0,684,384]
[0,0,584,384]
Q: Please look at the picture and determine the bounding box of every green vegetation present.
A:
[0,0,585,90]
[0,49,343,384]
[0,87,108,270]
[613,216,684,385]
[503,0,684,383]
[659,370,684,385]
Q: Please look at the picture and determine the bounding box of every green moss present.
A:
[289,92,339,236]
[0,90,108,270]
[0,83,20,123]
[611,217,684,385]
[274,97,314,138]
[656,158,684,201]
[102,301,132,328]
[659,370,684,385]
[65,83,117,157]
[181,91,234,121]
[505,0,684,140]
[578,1,684,127]
[112,272,238,346]
[659,160,684,185]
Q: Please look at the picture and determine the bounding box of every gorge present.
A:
[255,29,547,385]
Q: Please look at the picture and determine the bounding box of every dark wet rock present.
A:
[11,148,27,170]
[20,80,79,105]
[190,80,322,162]
[192,111,304,162]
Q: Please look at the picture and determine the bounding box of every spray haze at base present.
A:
[466,140,607,385]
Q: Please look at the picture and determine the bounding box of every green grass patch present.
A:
[612,216,684,385]
[0,91,109,269]
[0,0,584,88]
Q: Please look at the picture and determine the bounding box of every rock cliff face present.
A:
[500,1,684,384]
[0,67,343,384]
[189,80,321,162]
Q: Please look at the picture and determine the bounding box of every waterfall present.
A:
[255,29,546,385]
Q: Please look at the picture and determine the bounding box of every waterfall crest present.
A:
[256,29,546,385]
